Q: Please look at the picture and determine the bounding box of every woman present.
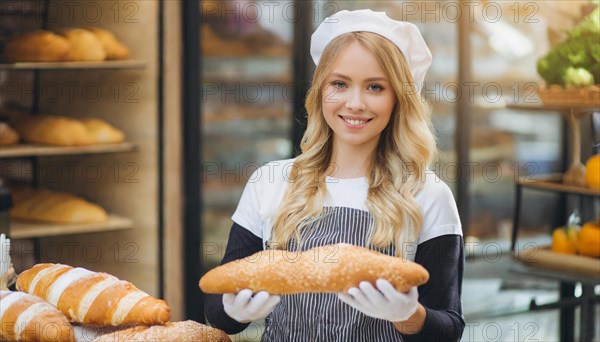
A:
[205,9,465,341]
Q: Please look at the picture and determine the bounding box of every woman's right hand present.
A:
[222,289,281,323]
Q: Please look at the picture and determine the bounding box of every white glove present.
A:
[223,289,281,323]
[338,279,419,322]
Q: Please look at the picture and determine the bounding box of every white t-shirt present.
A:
[232,158,462,261]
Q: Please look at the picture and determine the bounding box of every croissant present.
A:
[16,264,170,326]
[199,243,429,294]
[0,290,75,342]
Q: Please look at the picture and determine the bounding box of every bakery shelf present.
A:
[517,173,600,197]
[506,103,599,116]
[9,214,133,239]
[0,142,137,158]
[202,75,292,84]
[202,50,291,58]
[513,246,600,283]
[0,60,146,71]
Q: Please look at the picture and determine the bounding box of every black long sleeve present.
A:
[204,223,263,335]
[403,234,465,341]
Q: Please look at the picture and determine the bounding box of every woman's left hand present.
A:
[338,279,419,322]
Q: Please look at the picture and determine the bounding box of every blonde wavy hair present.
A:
[271,32,437,257]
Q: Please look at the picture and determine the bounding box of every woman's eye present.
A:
[332,81,346,89]
[368,84,383,92]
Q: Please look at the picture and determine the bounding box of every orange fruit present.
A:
[585,154,600,191]
[578,221,600,258]
[551,227,578,254]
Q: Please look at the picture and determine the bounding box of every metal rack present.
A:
[508,103,600,342]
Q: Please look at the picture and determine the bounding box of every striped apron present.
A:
[262,207,404,342]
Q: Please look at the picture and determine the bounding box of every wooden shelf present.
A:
[0,142,137,158]
[506,103,600,115]
[202,50,291,58]
[513,247,600,285]
[202,75,292,84]
[9,214,133,239]
[0,60,146,71]
[517,173,600,197]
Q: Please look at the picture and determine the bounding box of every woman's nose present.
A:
[345,89,366,112]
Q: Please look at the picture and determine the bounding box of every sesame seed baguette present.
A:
[199,243,429,294]
[0,290,75,342]
[16,264,170,326]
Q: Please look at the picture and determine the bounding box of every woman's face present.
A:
[321,41,396,151]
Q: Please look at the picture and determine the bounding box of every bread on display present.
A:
[12,115,124,146]
[16,263,170,326]
[3,28,130,63]
[91,320,231,342]
[10,186,108,224]
[0,290,75,342]
[3,30,71,62]
[0,122,19,146]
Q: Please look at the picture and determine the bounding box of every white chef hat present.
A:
[310,9,432,88]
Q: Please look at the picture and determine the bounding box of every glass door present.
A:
[200,0,294,269]
[186,0,299,327]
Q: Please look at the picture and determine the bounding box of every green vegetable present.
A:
[563,67,595,86]
[537,6,600,87]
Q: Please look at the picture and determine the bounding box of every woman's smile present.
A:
[338,115,373,128]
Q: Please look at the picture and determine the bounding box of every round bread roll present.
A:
[199,243,429,294]
[54,28,106,61]
[0,122,19,146]
[3,30,71,62]
[85,27,130,60]
[92,320,231,342]
[80,118,125,144]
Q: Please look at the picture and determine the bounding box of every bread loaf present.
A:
[54,28,106,62]
[199,243,429,294]
[0,290,75,342]
[12,115,94,146]
[16,264,171,327]
[10,187,108,224]
[3,30,71,62]
[92,320,231,342]
[2,27,130,62]
[0,122,19,145]
[80,118,125,144]
[85,28,130,60]
[12,115,124,146]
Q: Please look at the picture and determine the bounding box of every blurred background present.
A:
[0,0,599,341]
